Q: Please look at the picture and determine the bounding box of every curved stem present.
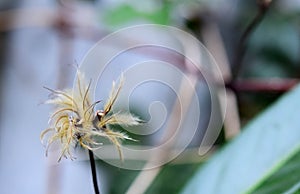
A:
[89,150,100,194]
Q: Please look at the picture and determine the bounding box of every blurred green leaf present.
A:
[103,3,171,27]
[180,84,300,194]
[146,163,201,194]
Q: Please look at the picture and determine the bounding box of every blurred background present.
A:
[0,0,300,194]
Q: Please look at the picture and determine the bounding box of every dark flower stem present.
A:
[89,150,100,194]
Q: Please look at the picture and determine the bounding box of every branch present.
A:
[232,0,273,80]
[227,78,299,92]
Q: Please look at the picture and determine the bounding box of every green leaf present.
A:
[103,3,171,27]
[181,84,300,194]
[250,149,300,194]
[145,163,201,194]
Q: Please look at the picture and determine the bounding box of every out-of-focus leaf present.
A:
[145,163,201,194]
[103,3,171,27]
[181,84,300,194]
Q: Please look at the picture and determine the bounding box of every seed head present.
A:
[41,71,142,162]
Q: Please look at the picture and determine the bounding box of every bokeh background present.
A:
[0,0,300,194]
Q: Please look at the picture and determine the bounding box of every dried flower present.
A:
[41,71,142,162]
